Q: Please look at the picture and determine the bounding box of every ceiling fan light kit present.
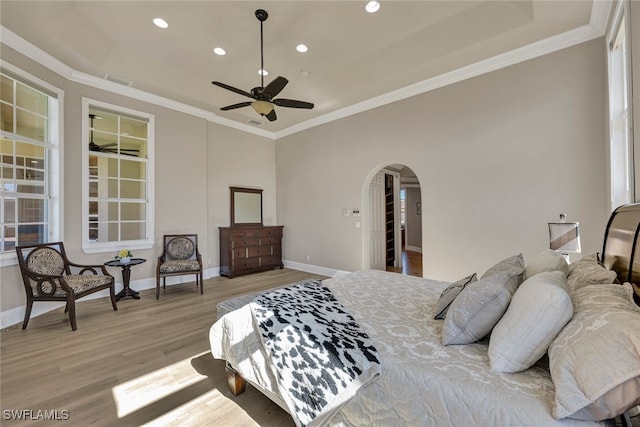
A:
[211,9,314,122]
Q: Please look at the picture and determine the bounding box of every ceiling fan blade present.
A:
[220,101,253,111]
[263,76,288,99]
[212,81,255,99]
[265,109,277,122]
[119,148,140,152]
[273,98,314,109]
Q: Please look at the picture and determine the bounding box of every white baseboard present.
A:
[0,267,220,329]
[282,260,350,278]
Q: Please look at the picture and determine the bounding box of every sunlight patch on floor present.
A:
[112,351,221,418]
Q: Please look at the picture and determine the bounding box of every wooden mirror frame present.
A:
[230,187,263,227]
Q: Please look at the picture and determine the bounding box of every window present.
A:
[82,99,154,253]
[607,0,634,210]
[0,66,61,264]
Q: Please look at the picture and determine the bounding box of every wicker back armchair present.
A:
[156,234,203,299]
[16,242,117,331]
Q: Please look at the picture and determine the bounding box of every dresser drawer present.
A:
[232,238,259,248]
[230,229,260,238]
[261,255,282,267]
[233,248,247,259]
[232,257,260,271]
[258,227,283,238]
[247,246,270,257]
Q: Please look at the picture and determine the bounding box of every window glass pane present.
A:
[120,179,145,199]
[3,225,16,251]
[16,110,47,142]
[0,75,14,104]
[107,157,118,178]
[89,181,98,197]
[120,116,147,139]
[92,129,117,147]
[122,222,145,241]
[120,159,144,179]
[1,103,13,132]
[120,136,145,158]
[92,111,118,133]
[16,184,44,195]
[18,198,46,222]
[18,223,46,245]
[108,202,119,221]
[108,222,119,241]
[16,82,47,116]
[3,198,15,222]
[121,202,145,221]
[108,178,119,198]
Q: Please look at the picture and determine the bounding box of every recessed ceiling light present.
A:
[300,70,310,77]
[153,18,168,28]
[258,69,269,76]
[365,1,380,13]
[296,44,308,53]
[213,47,226,56]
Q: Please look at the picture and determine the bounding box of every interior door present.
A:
[369,170,386,270]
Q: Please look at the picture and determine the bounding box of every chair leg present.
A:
[156,275,160,300]
[22,299,33,330]
[163,277,166,289]
[67,297,77,331]
[109,284,118,311]
[199,273,203,294]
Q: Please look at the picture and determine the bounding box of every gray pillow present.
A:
[481,253,525,280]
[433,273,477,320]
[442,270,521,345]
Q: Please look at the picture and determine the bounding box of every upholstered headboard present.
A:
[601,203,640,305]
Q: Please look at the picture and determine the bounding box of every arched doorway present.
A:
[362,164,422,276]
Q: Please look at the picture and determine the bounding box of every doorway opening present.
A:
[364,164,422,276]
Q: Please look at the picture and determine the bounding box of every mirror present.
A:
[230,187,263,227]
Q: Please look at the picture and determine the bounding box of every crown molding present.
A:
[2,0,611,141]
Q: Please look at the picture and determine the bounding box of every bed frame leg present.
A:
[225,364,246,396]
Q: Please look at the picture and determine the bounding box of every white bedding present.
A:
[209,270,610,426]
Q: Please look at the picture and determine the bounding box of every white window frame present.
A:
[81,98,154,254]
[607,0,634,211]
[0,62,63,267]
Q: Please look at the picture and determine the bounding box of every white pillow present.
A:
[489,270,572,373]
[524,249,568,279]
[549,283,640,421]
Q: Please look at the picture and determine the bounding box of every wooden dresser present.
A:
[219,226,284,278]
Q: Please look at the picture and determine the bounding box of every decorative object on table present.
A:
[548,213,581,263]
[116,249,133,263]
[156,234,203,299]
[15,241,117,331]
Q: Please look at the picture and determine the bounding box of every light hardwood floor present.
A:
[1,269,326,427]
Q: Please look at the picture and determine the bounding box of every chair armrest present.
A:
[67,262,111,276]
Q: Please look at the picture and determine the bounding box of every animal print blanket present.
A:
[250,280,381,427]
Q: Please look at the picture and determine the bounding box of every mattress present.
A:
[209,270,610,426]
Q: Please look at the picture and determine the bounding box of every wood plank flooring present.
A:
[1,269,326,427]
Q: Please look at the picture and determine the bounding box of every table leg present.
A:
[115,265,140,301]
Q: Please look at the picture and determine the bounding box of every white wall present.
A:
[276,39,609,281]
[0,44,276,323]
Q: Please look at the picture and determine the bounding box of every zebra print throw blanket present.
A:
[250,280,381,427]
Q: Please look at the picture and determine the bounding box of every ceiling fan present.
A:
[212,9,314,122]
[88,114,140,156]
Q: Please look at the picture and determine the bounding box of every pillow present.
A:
[488,271,572,373]
[549,283,640,421]
[442,270,521,345]
[433,273,477,320]
[567,252,602,275]
[481,253,525,280]
[524,249,569,279]
[567,257,617,293]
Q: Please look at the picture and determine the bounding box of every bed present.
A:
[209,204,640,427]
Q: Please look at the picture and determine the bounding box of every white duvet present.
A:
[209,270,610,426]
